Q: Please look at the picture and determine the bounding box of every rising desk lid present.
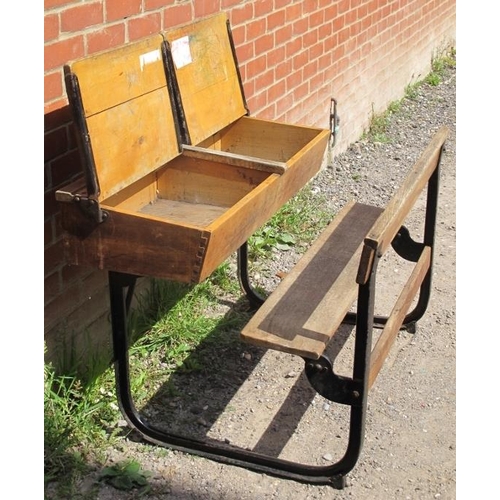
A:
[163,13,248,147]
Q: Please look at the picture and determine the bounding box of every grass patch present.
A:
[249,184,332,259]
[364,48,455,142]
[44,354,121,496]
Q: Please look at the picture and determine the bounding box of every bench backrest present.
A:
[64,35,180,201]
[356,126,448,284]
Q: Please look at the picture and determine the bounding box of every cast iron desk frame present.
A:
[108,148,441,489]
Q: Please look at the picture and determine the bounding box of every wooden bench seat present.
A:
[241,127,449,391]
[241,200,383,359]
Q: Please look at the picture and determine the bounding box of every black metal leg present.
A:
[237,241,266,309]
[108,269,370,488]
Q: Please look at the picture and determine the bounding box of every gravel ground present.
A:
[48,62,456,499]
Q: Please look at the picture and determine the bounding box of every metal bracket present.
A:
[73,195,108,224]
[330,98,340,147]
[391,225,425,262]
[303,355,363,406]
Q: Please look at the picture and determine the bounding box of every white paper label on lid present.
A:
[139,49,161,71]
[171,36,192,69]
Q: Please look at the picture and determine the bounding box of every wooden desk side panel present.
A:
[60,204,209,283]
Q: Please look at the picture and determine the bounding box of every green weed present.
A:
[99,459,152,494]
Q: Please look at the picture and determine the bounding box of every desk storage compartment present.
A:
[164,13,330,175]
[56,14,330,284]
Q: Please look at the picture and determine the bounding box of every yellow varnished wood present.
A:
[181,145,287,174]
[368,246,431,388]
[69,34,166,116]
[58,15,331,283]
[163,13,247,145]
[240,202,383,359]
[87,87,179,200]
[357,126,449,284]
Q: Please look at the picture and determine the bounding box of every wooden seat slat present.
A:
[241,201,383,359]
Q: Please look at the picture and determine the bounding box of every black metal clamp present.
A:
[330,98,340,147]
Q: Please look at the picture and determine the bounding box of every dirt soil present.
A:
[63,64,456,499]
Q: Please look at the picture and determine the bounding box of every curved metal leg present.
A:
[108,270,368,488]
[237,241,266,309]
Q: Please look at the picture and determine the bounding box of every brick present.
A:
[285,37,302,58]
[44,99,69,117]
[267,79,286,103]
[292,50,308,71]
[45,218,54,246]
[87,24,126,54]
[44,71,63,103]
[61,2,103,33]
[44,105,72,131]
[230,3,253,27]
[246,90,267,113]
[44,125,69,162]
[145,0,175,10]
[194,0,221,18]
[257,104,276,121]
[303,59,318,80]
[274,24,292,46]
[44,271,62,304]
[285,3,302,22]
[255,33,273,55]
[246,54,267,76]
[338,26,350,44]
[319,21,332,40]
[128,12,162,40]
[44,238,65,276]
[293,81,309,102]
[274,0,289,9]
[230,25,245,46]
[221,0,241,7]
[106,0,142,22]
[303,0,319,14]
[303,28,318,48]
[164,4,193,28]
[50,149,83,189]
[44,36,84,72]
[310,10,324,28]
[267,46,285,67]
[345,8,357,27]
[267,9,286,31]
[235,41,254,64]
[338,0,349,15]
[324,3,339,21]
[246,18,266,41]
[286,67,303,91]
[292,17,308,36]
[44,14,59,42]
[254,0,273,17]
[275,58,292,81]
[241,78,253,99]
[308,41,323,62]
[357,3,369,19]
[44,0,73,9]
[82,268,110,297]
[62,262,96,287]
[255,70,275,92]
[275,92,294,117]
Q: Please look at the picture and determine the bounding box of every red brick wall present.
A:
[44,0,455,371]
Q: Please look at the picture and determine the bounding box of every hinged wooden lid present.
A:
[163,13,248,146]
[65,34,181,202]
